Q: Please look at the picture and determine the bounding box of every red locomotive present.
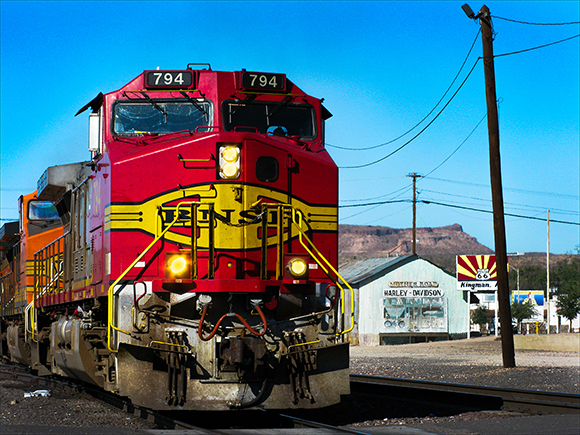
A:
[0,64,354,410]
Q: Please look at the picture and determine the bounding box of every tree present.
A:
[511,300,538,333]
[508,265,546,291]
[471,305,490,333]
[553,255,580,324]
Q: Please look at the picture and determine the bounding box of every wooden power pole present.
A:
[478,5,516,367]
[408,173,422,254]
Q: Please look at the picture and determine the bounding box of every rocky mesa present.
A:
[339,223,492,259]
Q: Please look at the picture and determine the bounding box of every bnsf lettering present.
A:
[162,207,245,226]
[238,209,262,224]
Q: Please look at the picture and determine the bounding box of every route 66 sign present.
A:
[456,255,507,290]
[476,268,490,280]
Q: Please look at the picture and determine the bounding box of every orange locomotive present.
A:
[0,64,354,410]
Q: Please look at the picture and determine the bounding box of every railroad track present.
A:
[1,363,362,433]
[350,373,580,414]
[0,362,217,433]
[4,362,576,433]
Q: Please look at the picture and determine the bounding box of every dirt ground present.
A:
[350,335,580,393]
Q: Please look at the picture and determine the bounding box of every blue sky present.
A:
[1,1,578,254]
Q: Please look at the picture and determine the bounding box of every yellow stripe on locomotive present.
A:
[106,183,337,249]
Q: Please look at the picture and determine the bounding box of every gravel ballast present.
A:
[1,335,578,432]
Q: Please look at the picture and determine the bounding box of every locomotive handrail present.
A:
[177,153,215,163]
[0,271,15,311]
[257,201,355,336]
[107,201,200,353]
[24,301,35,342]
[30,232,68,343]
[36,264,64,298]
[290,208,355,336]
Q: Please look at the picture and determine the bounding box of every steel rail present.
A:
[350,374,580,414]
[259,409,373,434]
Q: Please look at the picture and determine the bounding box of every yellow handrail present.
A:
[106,199,354,353]
[255,200,354,336]
[107,201,198,352]
[289,208,355,336]
[28,265,65,343]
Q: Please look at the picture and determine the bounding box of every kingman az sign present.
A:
[456,255,508,291]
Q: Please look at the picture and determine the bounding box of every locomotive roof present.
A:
[76,66,327,117]
[0,221,19,251]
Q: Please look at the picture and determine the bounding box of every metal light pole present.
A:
[511,266,520,292]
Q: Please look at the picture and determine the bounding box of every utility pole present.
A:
[462,3,515,367]
[407,173,422,254]
[546,209,550,334]
[479,5,515,367]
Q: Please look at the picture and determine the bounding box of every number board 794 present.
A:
[241,72,286,92]
[144,70,194,89]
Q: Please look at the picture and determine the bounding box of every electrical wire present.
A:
[326,29,481,152]
[491,15,580,26]
[420,200,579,226]
[339,110,488,207]
[340,183,411,202]
[419,189,578,216]
[340,199,410,209]
[340,203,390,222]
[425,177,580,199]
[339,58,481,169]
[422,113,487,179]
[494,34,580,58]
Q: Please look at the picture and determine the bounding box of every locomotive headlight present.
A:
[169,256,187,274]
[166,254,190,279]
[287,257,308,279]
[219,145,240,179]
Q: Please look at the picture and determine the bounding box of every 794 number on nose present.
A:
[145,70,194,89]
[241,72,286,91]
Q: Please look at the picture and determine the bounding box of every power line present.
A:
[340,203,392,222]
[326,29,481,152]
[339,112,487,208]
[420,200,580,226]
[338,194,578,225]
[494,34,580,58]
[340,175,405,183]
[422,113,487,179]
[491,15,580,26]
[339,58,481,169]
[425,177,580,199]
[420,189,579,216]
[338,109,486,211]
[340,201,414,223]
[340,183,411,203]
[339,199,410,209]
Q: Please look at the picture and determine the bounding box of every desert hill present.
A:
[339,223,492,259]
[338,224,565,273]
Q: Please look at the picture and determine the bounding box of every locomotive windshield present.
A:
[113,100,212,136]
[28,201,59,221]
[223,101,316,139]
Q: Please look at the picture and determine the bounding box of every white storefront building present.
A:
[340,255,470,345]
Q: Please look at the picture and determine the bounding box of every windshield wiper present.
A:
[140,92,167,123]
[180,91,208,121]
[267,95,294,119]
[231,94,257,116]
